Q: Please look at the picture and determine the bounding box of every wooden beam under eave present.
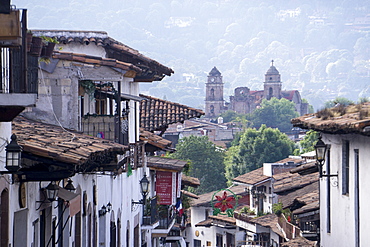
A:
[124,70,136,78]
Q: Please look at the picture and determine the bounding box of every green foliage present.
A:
[169,135,226,194]
[272,202,291,218]
[239,206,255,215]
[220,110,239,123]
[250,98,299,133]
[41,36,59,44]
[359,97,369,103]
[79,80,96,100]
[293,130,319,155]
[324,97,354,108]
[225,125,295,184]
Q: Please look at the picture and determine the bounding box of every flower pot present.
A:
[41,42,56,58]
[29,36,42,56]
[26,33,33,52]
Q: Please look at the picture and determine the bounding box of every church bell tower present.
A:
[205,67,224,118]
[263,60,282,100]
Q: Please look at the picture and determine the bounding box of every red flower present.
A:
[214,191,235,212]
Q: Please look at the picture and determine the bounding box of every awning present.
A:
[58,187,81,217]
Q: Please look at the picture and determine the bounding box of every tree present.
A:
[225,125,295,184]
[324,97,354,108]
[169,136,226,194]
[250,98,299,133]
[293,130,319,155]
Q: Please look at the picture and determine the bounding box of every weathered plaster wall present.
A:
[320,133,370,247]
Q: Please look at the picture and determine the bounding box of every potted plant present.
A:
[40,36,58,58]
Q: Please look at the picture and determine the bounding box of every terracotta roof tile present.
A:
[209,214,236,224]
[292,102,370,136]
[139,129,173,151]
[273,171,318,193]
[139,94,204,132]
[182,174,200,187]
[233,167,270,185]
[147,156,188,172]
[12,116,127,168]
[278,182,319,211]
[31,30,174,80]
[249,214,284,238]
[281,236,317,247]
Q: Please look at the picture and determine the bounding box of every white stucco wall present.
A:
[320,133,370,247]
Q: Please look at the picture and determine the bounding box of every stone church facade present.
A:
[204,62,309,118]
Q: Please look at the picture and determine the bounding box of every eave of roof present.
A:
[31,30,173,78]
[147,156,188,172]
[182,174,200,187]
[52,51,142,74]
[12,116,127,168]
[291,102,370,136]
[233,167,270,185]
[140,129,173,151]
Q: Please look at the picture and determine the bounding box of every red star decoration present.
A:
[214,191,235,212]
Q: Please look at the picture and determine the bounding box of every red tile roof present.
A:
[147,156,188,172]
[12,116,127,168]
[292,102,370,136]
[233,167,270,185]
[32,30,174,81]
[140,94,204,132]
[139,129,174,151]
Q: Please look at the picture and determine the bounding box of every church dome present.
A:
[265,60,280,75]
[266,65,279,75]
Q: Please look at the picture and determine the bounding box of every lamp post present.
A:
[5,134,22,172]
[140,174,149,216]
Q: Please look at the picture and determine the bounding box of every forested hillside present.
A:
[15,0,370,110]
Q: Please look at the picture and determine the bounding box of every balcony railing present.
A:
[143,197,159,226]
[157,205,176,229]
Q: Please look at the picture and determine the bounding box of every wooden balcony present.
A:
[0,9,38,121]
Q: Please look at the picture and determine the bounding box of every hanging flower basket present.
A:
[29,36,43,56]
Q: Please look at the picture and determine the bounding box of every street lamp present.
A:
[45,181,59,202]
[314,136,337,178]
[132,174,150,215]
[315,136,327,177]
[64,179,76,192]
[140,174,149,196]
[5,134,22,172]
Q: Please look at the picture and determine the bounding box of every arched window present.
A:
[210,105,214,113]
[268,87,273,100]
